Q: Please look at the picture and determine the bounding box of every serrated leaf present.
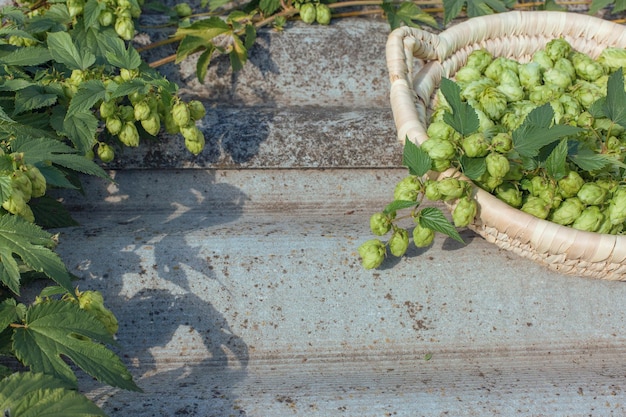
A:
[0,46,51,66]
[229,35,247,72]
[0,215,73,295]
[418,206,464,243]
[12,136,109,180]
[0,371,107,417]
[0,245,21,294]
[259,0,281,15]
[62,110,99,152]
[1,6,28,25]
[175,16,231,42]
[402,138,432,176]
[103,37,142,70]
[569,147,615,171]
[603,68,626,129]
[244,23,256,50]
[207,0,231,11]
[13,86,57,115]
[512,104,581,157]
[383,200,419,215]
[37,165,79,190]
[176,35,208,64]
[439,78,479,136]
[196,44,216,83]
[545,138,568,180]
[13,301,141,391]
[0,298,18,332]
[30,196,79,229]
[442,0,514,24]
[109,79,150,99]
[382,2,438,30]
[0,78,34,92]
[590,0,626,14]
[66,80,106,118]
[47,31,95,70]
[83,0,105,28]
[459,155,486,180]
[0,174,12,203]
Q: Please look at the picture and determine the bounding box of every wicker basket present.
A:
[386,11,626,280]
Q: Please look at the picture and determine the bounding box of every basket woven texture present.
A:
[386,10,626,281]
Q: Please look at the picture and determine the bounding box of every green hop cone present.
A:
[358,239,386,269]
[431,158,452,172]
[78,290,119,335]
[549,197,584,226]
[99,100,117,119]
[119,122,140,147]
[164,112,181,134]
[188,100,206,121]
[571,205,604,232]
[141,113,161,136]
[478,86,508,120]
[388,228,409,257]
[2,189,27,216]
[11,171,32,202]
[491,132,512,153]
[300,3,316,24]
[485,152,510,179]
[608,187,626,225]
[545,38,572,61]
[119,105,135,121]
[521,195,550,219]
[518,62,542,90]
[557,170,585,198]
[461,132,489,158]
[598,47,626,72]
[67,0,85,17]
[115,17,134,41]
[315,3,331,25]
[437,178,468,202]
[174,2,193,17]
[421,137,456,161]
[412,222,434,248]
[394,175,421,202]
[185,130,205,155]
[577,182,608,206]
[424,180,442,201]
[452,196,477,227]
[495,182,522,208]
[455,67,482,86]
[133,100,151,121]
[426,121,456,142]
[98,9,115,26]
[370,212,392,236]
[465,49,493,73]
[97,143,115,163]
[25,165,46,198]
[172,102,191,127]
[106,116,123,135]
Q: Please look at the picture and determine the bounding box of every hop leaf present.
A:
[12,300,141,391]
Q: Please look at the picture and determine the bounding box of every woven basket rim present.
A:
[386,10,626,280]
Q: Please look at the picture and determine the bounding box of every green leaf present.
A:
[0,371,107,417]
[0,78,34,92]
[244,23,256,50]
[402,137,432,176]
[196,44,216,83]
[207,0,231,11]
[439,78,479,136]
[229,35,248,72]
[259,0,281,15]
[383,200,419,215]
[603,68,626,129]
[83,0,105,28]
[102,37,142,70]
[590,0,626,14]
[382,2,438,30]
[418,206,464,243]
[62,110,99,152]
[46,31,96,70]
[442,0,515,25]
[66,80,106,118]
[13,86,57,115]
[109,79,150,99]
[0,46,52,66]
[569,147,614,171]
[0,215,73,295]
[0,298,18,332]
[0,174,12,203]
[459,155,486,180]
[175,16,231,43]
[30,196,80,229]
[12,136,109,180]
[13,301,141,391]
[176,35,208,64]
[545,138,568,180]
[512,104,581,157]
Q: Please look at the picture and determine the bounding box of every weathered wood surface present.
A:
[49,17,626,417]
